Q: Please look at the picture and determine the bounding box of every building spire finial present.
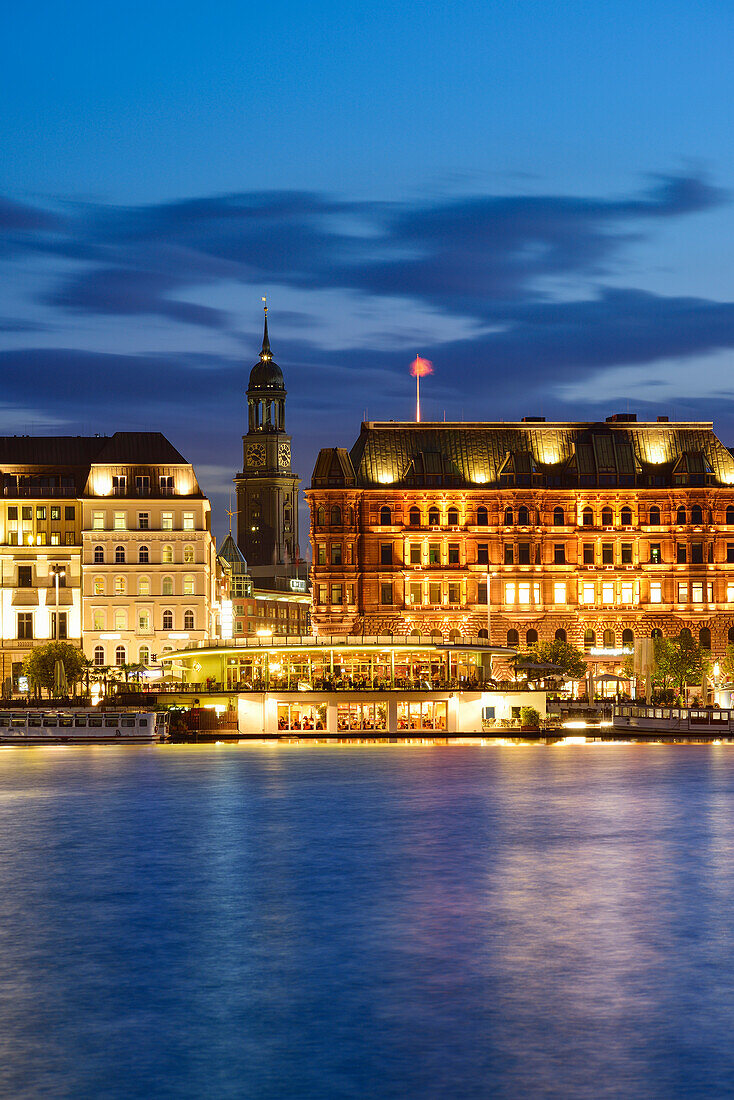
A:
[261,296,271,359]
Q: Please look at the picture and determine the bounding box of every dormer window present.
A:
[112,475,126,496]
[160,475,174,496]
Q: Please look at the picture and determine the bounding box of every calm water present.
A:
[1,745,734,1099]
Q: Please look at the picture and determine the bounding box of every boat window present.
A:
[139,719,148,727]
[655,709,662,719]
[121,718,135,727]
[104,718,119,727]
[26,716,41,727]
[42,716,58,727]
[58,716,73,728]
[89,717,103,727]
[74,717,88,727]
[0,717,8,728]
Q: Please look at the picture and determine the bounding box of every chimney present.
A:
[657,415,669,422]
[606,413,637,423]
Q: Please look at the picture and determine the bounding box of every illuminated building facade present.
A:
[217,533,311,641]
[308,415,734,662]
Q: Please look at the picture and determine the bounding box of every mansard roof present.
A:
[311,419,734,490]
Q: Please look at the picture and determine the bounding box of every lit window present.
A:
[162,545,173,564]
[183,576,195,596]
[602,582,614,604]
[582,582,595,605]
[504,582,516,605]
[162,513,173,531]
[92,511,105,530]
[113,512,126,530]
[50,533,60,545]
[727,583,734,603]
[114,576,126,595]
[94,577,104,596]
[113,608,127,630]
[410,582,423,605]
[678,582,687,603]
[138,610,150,632]
[162,577,174,596]
[650,582,662,604]
[621,582,633,604]
[183,513,194,531]
[330,584,342,605]
[691,583,704,604]
[93,610,104,630]
[183,545,194,564]
[518,582,531,604]
[553,582,566,605]
[139,645,150,665]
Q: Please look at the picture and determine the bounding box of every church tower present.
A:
[234,307,300,584]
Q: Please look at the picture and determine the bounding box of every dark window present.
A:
[65,532,75,546]
[51,507,60,521]
[603,628,615,648]
[507,629,519,646]
[691,542,703,564]
[115,645,126,666]
[620,507,633,526]
[553,507,565,526]
[504,508,513,525]
[518,543,531,565]
[727,505,734,526]
[477,506,488,526]
[330,506,341,526]
[21,507,31,521]
[428,507,440,526]
[555,628,567,642]
[163,610,173,630]
[17,613,32,639]
[7,506,17,520]
[602,543,613,565]
[526,629,538,645]
[691,504,703,525]
[65,506,75,521]
[649,506,660,525]
[601,507,613,526]
[504,544,514,565]
[677,507,687,524]
[728,544,734,564]
[380,583,393,605]
[94,545,104,564]
[699,627,711,649]
[651,628,663,640]
[477,543,489,565]
[409,544,420,565]
[583,544,594,565]
[729,626,734,645]
[184,611,194,631]
[680,627,692,642]
[17,566,32,587]
[518,506,530,526]
[380,544,392,566]
[477,581,487,604]
[332,544,343,565]
[582,508,593,527]
[621,543,632,564]
[554,544,565,564]
[448,543,459,564]
[94,646,104,667]
[51,612,67,640]
[677,543,687,564]
[115,545,125,564]
[650,544,661,564]
[622,628,634,646]
[447,507,459,526]
[380,505,391,525]
[409,506,420,526]
[316,507,325,526]
[139,546,149,564]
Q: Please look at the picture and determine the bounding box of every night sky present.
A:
[3,1,734,555]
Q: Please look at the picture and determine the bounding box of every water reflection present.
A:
[0,746,732,1098]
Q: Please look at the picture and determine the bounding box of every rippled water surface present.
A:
[1,744,734,1098]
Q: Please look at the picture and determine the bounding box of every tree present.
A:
[622,634,709,697]
[23,642,86,697]
[722,644,734,685]
[517,639,588,681]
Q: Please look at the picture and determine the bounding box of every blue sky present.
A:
[2,1,734,550]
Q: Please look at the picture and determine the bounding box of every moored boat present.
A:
[612,703,734,739]
[0,709,161,744]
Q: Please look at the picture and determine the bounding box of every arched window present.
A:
[162,577,174,596]
[676,507,686,525]
[506,629,519,646]
[449,629,461,642]
[526,628,538,645]
[584,629,596,650]
[649,506,660,525]
[555,628,567,642]
[94,545,104,564]
[447,507,459,526]
[139,645,150,665]
[409,506,420,527]
[620,506,632,525]
[691,504,703,525]
[113,608,126,630]
[162,610,173,630]
[183,576,195,596]
[138,578,150,596]
[504,507,513,526]
[553,507,565,526]
[680,627,692,642]
[622,628,634,647]
[478,628,488,639]
[93,645,104,666]
[651,628,663,640]
[93,577,104,596]
[316,506,325,527]
[114,576,126,595]
[430,629,442,642]
[729,626,734,645]
[477,506,488,526]
[330,505,341,526]
[582,508,593,527]
[601,507,613,526]
[138,610,150,633]
[428,506,440,526]
[603,628,615,648]
[114,545,125,564]
[727,505,734,526]
[380,505,391,525]
[138,545,149,564]
[115,645,126,667]
[518,505,530,525]
[162,545,173,564]
[699,627,711,649]
[183,545,194,564]
[184,610,195,630]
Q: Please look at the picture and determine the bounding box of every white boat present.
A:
[0,709,161,744]
[613,703,734,738]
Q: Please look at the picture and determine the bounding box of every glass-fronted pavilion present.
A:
[159,635,514,693]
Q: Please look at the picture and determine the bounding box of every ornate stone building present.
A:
[234,309,301,585]
[307,415,734,660]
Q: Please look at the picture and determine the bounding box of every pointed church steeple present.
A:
[261,301,271,360]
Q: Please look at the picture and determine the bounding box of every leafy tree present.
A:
[721,644,734,685]
[666,631,710,696]
[517,639,588,681]
[520,706,541,729]
[23,642,86,697]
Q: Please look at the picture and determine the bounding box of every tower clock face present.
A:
[278,443,291,466]
[248,443,266,467]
